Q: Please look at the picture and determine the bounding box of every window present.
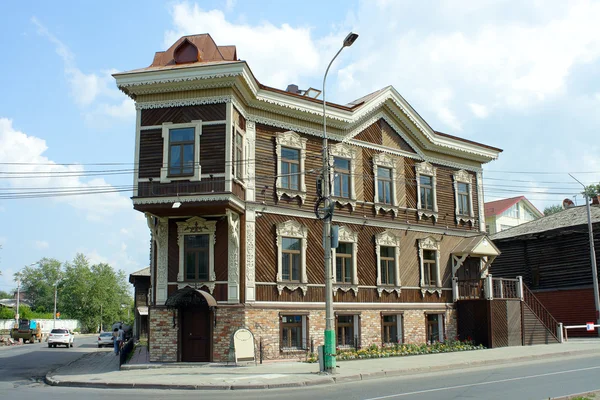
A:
[415,161,438,220]
[331,226,358,295]
[276,220,308,295]
[375,230,401,296]
[233,129,244,181]
[161,121,202,183]
[184,235,209,281]
[333,157,351,198]
[335,243,353,283]
[427,314,444,343]
[503,204,520,219]
[281,147,300,190]
[453,169,475,224]
[276,131,307,203]
[418,236,441,296]
[176,217,216,293]
[330,143,357,209]
[378,167,392,204]
[336,315,359,348]
[423,250,436,286]
[281,238,301,281]
[382,314,403,344]
[523,208,537,221]
[280,315,307,350]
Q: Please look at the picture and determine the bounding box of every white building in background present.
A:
[485,196,543,234]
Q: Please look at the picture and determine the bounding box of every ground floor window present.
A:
[382,314,403,344]
[280,314,307,350]
[426,313,444,344]
[336,314,360,348]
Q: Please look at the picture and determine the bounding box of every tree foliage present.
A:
[13,254,133,332]
[583,183,600,199]
[543,204,563,216]
[0,290,12,299]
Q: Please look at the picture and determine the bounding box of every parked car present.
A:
[47,328,74,348]
[97,332,114,348]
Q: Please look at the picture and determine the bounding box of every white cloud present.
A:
[31,17,131,120]
[165,3,321,89]
[469,103,489,119]
[0,118,130,220]
[225,0,236,12]
[34,240,49,250]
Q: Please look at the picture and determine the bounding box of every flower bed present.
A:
[306,339,485,363]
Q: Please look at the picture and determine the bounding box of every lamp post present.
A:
[53,278,62,329]
[321,32,359,373]
[569,174,600,337]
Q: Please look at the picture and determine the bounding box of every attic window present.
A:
[174,39,200,64]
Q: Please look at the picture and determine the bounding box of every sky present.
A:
[1,0,600,294]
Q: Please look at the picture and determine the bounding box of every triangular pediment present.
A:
[352,119,419,155]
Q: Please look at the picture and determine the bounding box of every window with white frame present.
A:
[426,313,445,343]
[330,143,357,209]
[453,169,475,224]
[415,161,438,220]
[160,121,202,183]
[176,216,216,293]
[373,153,398,215]
[375,230,401,297]
[275,131,307,203]
[276,220,308,295]
[332,226,358,296]
[418,236,442,297]
[280,314,308,350]
[503,204,520,219]
[233,126,244,181]
[381,314,403,344]
[336,314,360,348]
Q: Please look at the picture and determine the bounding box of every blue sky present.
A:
[1,0,599,294]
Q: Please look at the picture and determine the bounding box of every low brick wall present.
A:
[149,307,177,362]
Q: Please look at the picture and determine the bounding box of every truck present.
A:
[10,319,43,344]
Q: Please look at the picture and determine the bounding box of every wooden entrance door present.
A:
[181,307,211,362]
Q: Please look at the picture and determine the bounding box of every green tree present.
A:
[543,204,563,216]
[0,290,12,299]
[583,183,600,199]
[18,258,62,313]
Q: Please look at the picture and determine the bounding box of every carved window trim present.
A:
[330,143,357,210]
[332,226,358,296]
[275,131,307,204]
[373,153,398,215]
[453,169,475,225]
[375,230,401,297]
[276,220,308,295]
[415,161,438,220]
[176,216,217,294]
[160,120,202,183]
[418,236,442,297]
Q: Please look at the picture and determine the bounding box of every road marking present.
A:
[362,365,600,399]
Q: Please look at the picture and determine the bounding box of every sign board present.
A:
[233,328,255,364]
[586,322,595,331]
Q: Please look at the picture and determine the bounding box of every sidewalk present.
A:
[45,339,600,390]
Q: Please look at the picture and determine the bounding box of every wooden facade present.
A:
[116,33,505,362]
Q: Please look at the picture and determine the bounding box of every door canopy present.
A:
[165,286,218,308]
[451,235,501,277]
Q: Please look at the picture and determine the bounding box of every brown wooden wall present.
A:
[489,300,522,347]
[141,104,226,126]
[166,217,229,302]
[254,120,481,232]
[254,212,467,303]
[457,300,490,346]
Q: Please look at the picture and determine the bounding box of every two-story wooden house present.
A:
[114,34,504,362]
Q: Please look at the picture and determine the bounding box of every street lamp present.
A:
[321,32,359,374]
[53,277,63,329]
[569,174,600,337]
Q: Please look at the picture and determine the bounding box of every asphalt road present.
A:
[1,343,599,399]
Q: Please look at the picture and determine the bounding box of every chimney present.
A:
[286,84,300,94]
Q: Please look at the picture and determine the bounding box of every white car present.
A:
[48,328,74,348]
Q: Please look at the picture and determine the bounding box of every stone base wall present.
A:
[149,307,178,362]
[148,305,457,362]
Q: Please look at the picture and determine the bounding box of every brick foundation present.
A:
[149,307,178,362]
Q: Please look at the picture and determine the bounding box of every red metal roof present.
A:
[484,196,525,217]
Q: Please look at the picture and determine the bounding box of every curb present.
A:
[45,347,600,391]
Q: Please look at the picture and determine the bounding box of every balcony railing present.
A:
[453,275,523,301]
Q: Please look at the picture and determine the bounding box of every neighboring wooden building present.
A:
[485,196,543,235]
[129,267,150,340]
[115,34,515,363]
[490,204,600,337]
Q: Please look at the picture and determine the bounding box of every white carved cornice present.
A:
[333,284,359,296]
[245,210,256,302]
[275,131,307,204]
[227,210,240,303]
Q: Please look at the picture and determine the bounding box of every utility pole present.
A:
[320,32,359,373]
[569,174,600,337]
[16,276,20,323]
[53,283,57,329]
[100,304,103,333]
